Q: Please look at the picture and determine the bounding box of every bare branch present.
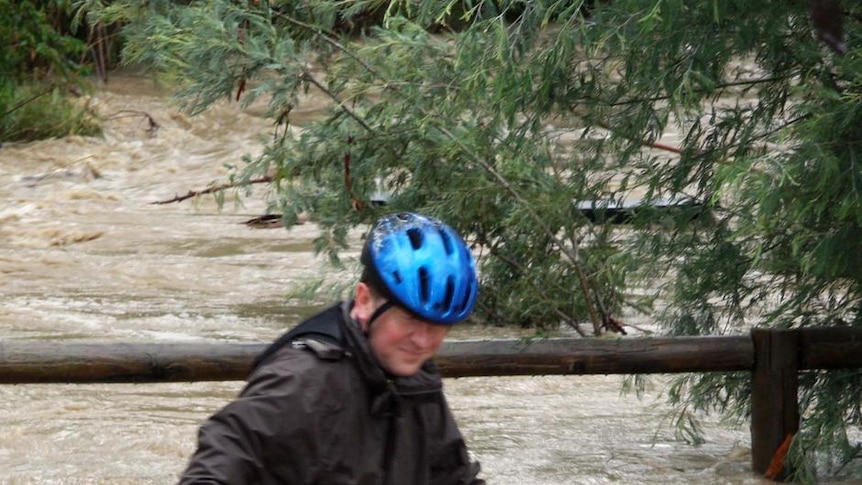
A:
[151,176,273,205]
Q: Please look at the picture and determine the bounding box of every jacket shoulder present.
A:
[250,303,347,372]
[289,337,345,360]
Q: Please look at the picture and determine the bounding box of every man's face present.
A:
[353,283,449,376]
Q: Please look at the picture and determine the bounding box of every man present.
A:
[179,212,485,484]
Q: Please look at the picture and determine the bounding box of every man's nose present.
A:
[411,322,437,348]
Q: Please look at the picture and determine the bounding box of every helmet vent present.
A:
[392,270,403,284]
[443,276,455,310]
[439,229,454,255]
[418,266,430,303]
[407,228,423,250]
[459,278,474,311]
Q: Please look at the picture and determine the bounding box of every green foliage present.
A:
[82,0,862,480]
[0,0,87,84]
[0,0,99,141]
[0,84,102,141]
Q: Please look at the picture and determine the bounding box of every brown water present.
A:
[0,72,771,484]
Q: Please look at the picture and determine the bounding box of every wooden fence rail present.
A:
[3,327,862,481]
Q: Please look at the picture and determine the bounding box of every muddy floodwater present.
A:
[0,72,776,484]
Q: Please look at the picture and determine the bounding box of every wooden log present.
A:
[436,336,753,377]
[798,326,862,370]
[0,336,753,384]
[750,329,800,480]
[0,341,266,384]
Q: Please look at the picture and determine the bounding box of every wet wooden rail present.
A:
[3,327,862,481]
[0,335,753,384]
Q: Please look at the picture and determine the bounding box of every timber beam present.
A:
[0,336,754,384]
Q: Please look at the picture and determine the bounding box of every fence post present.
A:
[751,329,800,481]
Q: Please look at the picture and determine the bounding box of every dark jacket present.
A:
[179,301,485,485]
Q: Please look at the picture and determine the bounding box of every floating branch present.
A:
[151,176,273,205]
[106,109,160,136]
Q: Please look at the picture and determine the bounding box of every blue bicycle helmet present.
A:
[361,212,478,325]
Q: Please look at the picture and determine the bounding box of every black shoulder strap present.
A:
[249,303,345,375]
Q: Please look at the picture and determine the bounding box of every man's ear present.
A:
[352,282,375,331]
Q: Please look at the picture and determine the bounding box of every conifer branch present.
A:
[435,123,606,335]
[268,10,613,334]
[488,246,587,336]
[270,11,376,133]
[298,72,373,133]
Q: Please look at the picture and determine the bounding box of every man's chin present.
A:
[385,360,424,377]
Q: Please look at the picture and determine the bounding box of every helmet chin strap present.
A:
[366,300,396,329]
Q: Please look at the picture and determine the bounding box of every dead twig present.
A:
[151,176,273,205]
[106,110,160,136]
